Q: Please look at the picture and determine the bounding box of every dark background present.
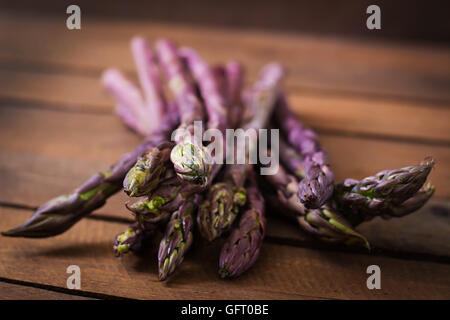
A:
[1,0,449,44]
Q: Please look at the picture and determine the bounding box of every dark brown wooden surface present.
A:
[0,12,449,300]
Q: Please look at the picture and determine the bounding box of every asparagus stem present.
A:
[113,222,156,256]
[333,157,435,226]
[197,164,249,241]
[225,61,245,128]
[275,93,334,209]
[2,111,179,238]
[156,39,211,186]
[219,171,266,278]
[278,135,305,179]
[263,160,369,249]
[131,37,166,124]
[102,38,166,137]
[123,141,174,197]
[196,63,282,242]
[158,194,200,281]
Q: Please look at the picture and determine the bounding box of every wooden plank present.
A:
[0,281,94,300]
[3,148,449,259]
[287,93,450,144]
[1,70,449,143]
[1,207,449,299]
[0,69,106,110]
[0,106,446,198]
[266,199,450,258]
[0,13,449,103]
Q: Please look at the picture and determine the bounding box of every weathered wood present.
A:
[0,106,446,198]
[2,147,449,258]
[0,13,449,103]
[266,199,450,258]
[0,70,449,143]
[1,207,449,299]
[0,281,94,300]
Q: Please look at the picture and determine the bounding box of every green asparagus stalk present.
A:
[333,158,435,226]
[219,171,266,278]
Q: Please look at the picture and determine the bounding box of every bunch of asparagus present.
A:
[2,37,435,281]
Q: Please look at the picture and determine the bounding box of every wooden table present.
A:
[0,12,449,300]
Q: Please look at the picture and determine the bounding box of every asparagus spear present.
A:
[278,135,305,179]
[219,171,266,278]
[113,222,156,256]
[263,160,369,248]
[2,109,179,238]
[197,164,249,241]
[275,94,334,209]
[196,63,283,241]
[102,37,166,136]
[225,61,245,129]
[333,158,435,226]
[156,39,211,186]
[158,194,200,281]
[123,141,174,197]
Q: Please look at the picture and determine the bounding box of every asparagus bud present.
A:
[275,94,334,209]
[219,171,266,278]
[123,142,173,197]
[170,141,212,185]
[197,180,247,242]
[334,157,435,226]
[2,111,178,238]
[158,195,200,281]
[113,222,155,256]
[263,161,369,249]
[156,39,211,186]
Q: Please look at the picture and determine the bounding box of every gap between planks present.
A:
[1,196,449,265]
[0,207,449,299]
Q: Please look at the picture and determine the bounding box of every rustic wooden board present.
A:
[0,106,446,198]
[0,10,448,300]
[0,281,94,300]
[2,146,449,258]
[267,199,450,258]
[1,207,449,300]
[1,69,449,144]
[0,13,449,103]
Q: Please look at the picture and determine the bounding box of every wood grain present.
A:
[0,281,94,300]
[1,207,449,299]
[267,199,450,258]
[2,146,449,258]
[0,69,449,144]
[0,13,449,103]
[0,106,446,198]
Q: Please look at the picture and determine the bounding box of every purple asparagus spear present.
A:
[275,94,334,209]
[219,171,266,278]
